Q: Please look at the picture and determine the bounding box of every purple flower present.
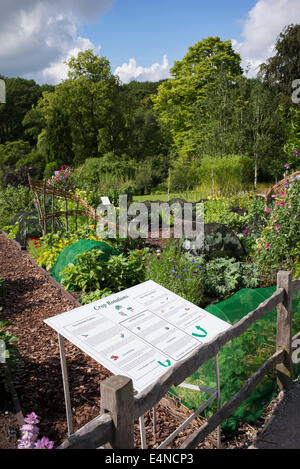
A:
[24,412,40,425]
[185,278,188,282]
[170,269,176,274]
[292,148,298,156]
[17,439,34,449]
[35,437,54,450]
[284,163,290,169]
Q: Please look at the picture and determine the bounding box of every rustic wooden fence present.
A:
[58,271,300,449]
[28,176,106,236]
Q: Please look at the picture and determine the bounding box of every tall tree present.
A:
[152,37,243,158]
[39,50,125,166]
[0,78,43,144]
[261,23,300,112]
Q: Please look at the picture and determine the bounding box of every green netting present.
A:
[170,286,300,436]
[50,239,121,284]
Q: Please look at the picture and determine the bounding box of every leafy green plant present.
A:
[1,222,19,240]
[60,248,150,292]
[80,288,113,305]
[0,185,34,227]
[36,228,112,271]
[144,243,205,306]
[197,257,259,298]
[145,242,258,305]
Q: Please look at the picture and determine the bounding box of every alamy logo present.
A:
[96,196,205,250]
[292,79,300,104]
[0,339,5,363]
[0,79,5,103]
[292,339,300,364]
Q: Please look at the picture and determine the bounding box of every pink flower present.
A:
[35,437,54,449]
[266,243,270,249]
[24,412,40,425]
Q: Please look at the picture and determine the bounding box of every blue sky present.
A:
[0,0,299,84]
[79,0,256,70]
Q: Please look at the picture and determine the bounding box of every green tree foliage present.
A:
[191,75,285,183]
[0,140,31,167]
[261,23,300,112]
[119,80,170,162]
[153,37,243,157]
[39,50,125,166]
[0,78,49,144]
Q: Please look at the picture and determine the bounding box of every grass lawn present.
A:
[133,183,271,203]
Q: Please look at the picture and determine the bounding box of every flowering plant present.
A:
[255,175,300,273]
[47,165,74,192]
[17,412,54,449]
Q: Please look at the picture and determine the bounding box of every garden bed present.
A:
[0,232,261,449]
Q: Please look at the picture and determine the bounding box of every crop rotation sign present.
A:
[45,280,230,392]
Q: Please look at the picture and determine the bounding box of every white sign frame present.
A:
[45,281,230,445]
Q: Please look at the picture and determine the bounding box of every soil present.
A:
[0,385,19,449]
[0,232,262,450]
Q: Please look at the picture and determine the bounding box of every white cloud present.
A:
[114,55,170,84]
[233,0,300,76]
[0,0,115,84]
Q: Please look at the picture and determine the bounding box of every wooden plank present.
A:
[292,331,300,342]
[180,349,285,449]
[100,375,134,449]
[276,271,293,390]
[292,279,300,294]
[57,413,113,449]
[134,288,284,418]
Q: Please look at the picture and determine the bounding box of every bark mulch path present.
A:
[0,233,258,449]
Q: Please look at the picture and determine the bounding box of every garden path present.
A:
[0,233,220,448]
[250,382,300,449]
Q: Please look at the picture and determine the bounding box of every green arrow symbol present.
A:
[157,359,171,367]
[192,326,207,338]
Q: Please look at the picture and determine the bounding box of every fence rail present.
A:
[59,271,300,449]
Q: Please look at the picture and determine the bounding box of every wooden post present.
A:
[276,271,293,391]
[100,375,134,449]
[65,197,69,232]
[43,179,47,235]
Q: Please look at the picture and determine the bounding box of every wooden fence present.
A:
[59,271,300,449]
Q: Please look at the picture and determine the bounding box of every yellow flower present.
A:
[90,225,95,230]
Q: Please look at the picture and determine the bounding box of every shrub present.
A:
[198,155,253,195]
[254,176,300,273]
[144,242,258,305]
[0,185,34,227]
[60,248,149,292]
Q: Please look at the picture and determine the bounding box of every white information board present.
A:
[45,280,230,393]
